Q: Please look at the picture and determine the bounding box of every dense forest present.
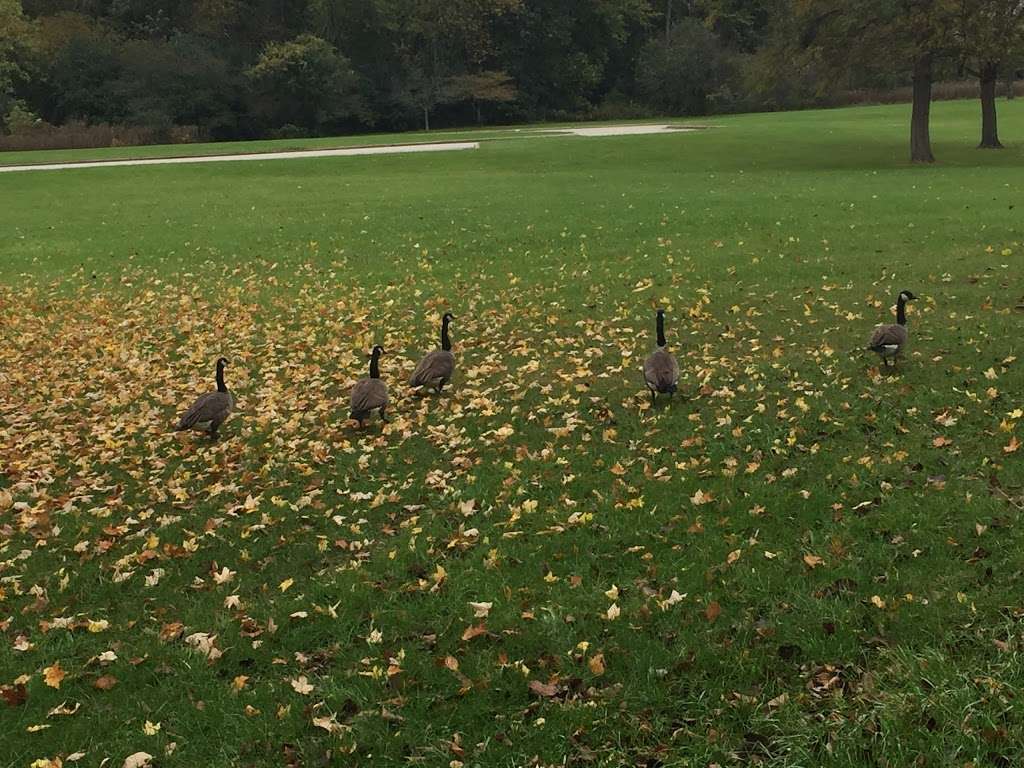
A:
[0,0,1022,152]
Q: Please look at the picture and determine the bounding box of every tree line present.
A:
[1,0,1022,160]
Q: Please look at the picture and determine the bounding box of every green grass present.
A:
[1,99,1022,768]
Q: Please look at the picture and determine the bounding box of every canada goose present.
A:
[176,357,235,440]
[350,345,389,426]
[410,312,455,394]
[868,290,917,367]
[643,309,679,405]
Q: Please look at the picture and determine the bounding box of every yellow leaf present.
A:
[588,653,606,676]
[278,578,294,592]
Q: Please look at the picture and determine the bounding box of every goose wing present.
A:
[410,350,455,386]
[644,348,679,392]
[177,391,232,430]
[350,378,388,416]
[868,324,907,350]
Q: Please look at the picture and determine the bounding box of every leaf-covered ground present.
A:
[1,101,1023,767]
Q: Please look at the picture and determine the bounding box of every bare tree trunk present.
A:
[910,53,935,163]
[423,107,430,131]
[665,0,672,42]
[979,61,1003,148]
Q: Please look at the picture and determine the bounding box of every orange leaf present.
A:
[1004,436,1020,454]
[803,554,825,569]
[704,601,721,623]
[587,653,606,676]
[43,663,66,689]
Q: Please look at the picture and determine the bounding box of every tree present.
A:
[957,0,1024,148]
[444,70,517,122]
[246,34,366,134]
[0,0,35,129]
[637,18,732,114]
[795,0,960,163]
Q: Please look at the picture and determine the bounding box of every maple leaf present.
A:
[290,676,314,695]
[468,601,492,618]
[803,554,825,569]
[1004,436,1020,454]
[690,489,713,506]
[588,653,606,676]
[43,663,66,689]
[122,753,153,768]
[461,624,488,641]
[605,603,621,621]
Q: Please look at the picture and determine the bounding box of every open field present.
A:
[1,100,1023,767]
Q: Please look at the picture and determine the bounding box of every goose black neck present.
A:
[656,313,666,348]
[369,350,381,379]
[215,363,227,393]
[441,316,451,352]
[896,296,907,326]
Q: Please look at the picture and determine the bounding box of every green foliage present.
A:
[637,18,733,114]
[246,34,366,133]
[0,0,35,125]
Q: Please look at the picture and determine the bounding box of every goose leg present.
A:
[649,390,657,407]
[436,378,448,395]
[379,406,389,423]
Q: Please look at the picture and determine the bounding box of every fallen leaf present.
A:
[94,675,118,691]
[123,753,153,768]
[43,663,66,689]
[528,680,559,697]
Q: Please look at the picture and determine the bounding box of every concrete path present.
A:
[0,141,480,174]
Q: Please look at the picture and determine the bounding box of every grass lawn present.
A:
[1,99,1022,768]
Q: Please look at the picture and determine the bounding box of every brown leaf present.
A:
[1,683,27,707]
[159,622,184,642]
[93,675,118,691]
[802,554,825,569]
[704,601,721,623]
[460,624,488,642]
[587,653,606,676]
[528,680,560,698]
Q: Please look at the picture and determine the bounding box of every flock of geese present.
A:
[175,291,918,439]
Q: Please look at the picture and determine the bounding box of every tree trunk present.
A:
[979,62,1003,149]
[423,107,430,131]
[665,0,672,42]
[1007,71,1015,100]
[910,53,935,163]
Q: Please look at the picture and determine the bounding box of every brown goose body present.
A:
[177,357,234,439]
[410,349,455,389]
[867,290,916,367]
[644,348,679,394]
[643,309,679,405]
[350,345,389,425]
[410,313,455,394]
[868,323,908,360]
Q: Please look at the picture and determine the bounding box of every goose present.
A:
[643,309,679,405]
[350,345,389,426]
[868,290,917,367]
[410,312,455,394]
[176,357,235,440]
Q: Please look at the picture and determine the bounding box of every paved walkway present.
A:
[0,141,481,173]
